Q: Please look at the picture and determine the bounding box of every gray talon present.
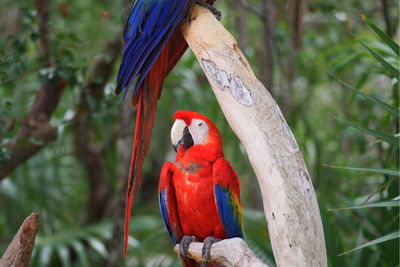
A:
[194,0,222,21]
[215,11,222,21]
[180,235,198,261]
[201,236,221,267]
[186,0,222,26]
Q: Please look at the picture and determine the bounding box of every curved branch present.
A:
[174,238,267,267]
[181,6,327,266]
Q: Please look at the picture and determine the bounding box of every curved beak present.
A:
[171,119,194,152]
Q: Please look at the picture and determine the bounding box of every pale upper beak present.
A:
[171,119,193,152]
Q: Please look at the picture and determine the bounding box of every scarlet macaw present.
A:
[116,0,221,257]
[159,111,243,266]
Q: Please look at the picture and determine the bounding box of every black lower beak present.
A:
[173,126,194,152]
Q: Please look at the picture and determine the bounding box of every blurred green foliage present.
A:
[0,0,399,266]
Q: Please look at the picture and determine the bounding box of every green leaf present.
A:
[352,229,364,266]
[39,245,53,267]
[329,200,399,211]
[338,230,399,256]
[87,237,108,259]
[360,13,400,57]
[71,241,89,267]
[354,35,399,79]
[56,245,71,267]
[324,165,399,176]
[331,115,400,147]
[329,72,400,118]
[366,250,381,267]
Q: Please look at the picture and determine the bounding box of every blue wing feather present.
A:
[214,185,244,238]
[159,189,177,244]
[213,158,244,239]
[158,162,182,245]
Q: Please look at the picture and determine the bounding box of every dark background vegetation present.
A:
[0,0,398,266]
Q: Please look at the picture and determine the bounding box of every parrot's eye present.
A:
[190,119,209,145]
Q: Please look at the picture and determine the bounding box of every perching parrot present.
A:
[159,111,244,266]
[116,0,221,257]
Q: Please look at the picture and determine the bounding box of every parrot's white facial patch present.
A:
[189,119,209,145]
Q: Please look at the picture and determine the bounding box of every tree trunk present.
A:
[71,34,121,223]
[181,6,327,266]
[258,0,276,96]
[282,0,305,122]
[233,0,249,55]
[105,102,135,266]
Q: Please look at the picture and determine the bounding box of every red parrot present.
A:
[159,111,244,266]
[116,0,221,257]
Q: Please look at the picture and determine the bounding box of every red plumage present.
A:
[122,0,216,258]
[159,111,243,266]
[123,31,187,257]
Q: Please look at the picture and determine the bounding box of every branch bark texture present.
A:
[174,238,267,267]
[0,213,39,267]
[181,6,327,266]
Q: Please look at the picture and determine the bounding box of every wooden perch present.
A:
[0,213,39,267]
[174,238,267,267]
[181,6,327,267]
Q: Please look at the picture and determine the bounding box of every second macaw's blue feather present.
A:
[116,0,192,100]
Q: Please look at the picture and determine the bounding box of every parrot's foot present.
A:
[180,235,198,261]
[195,0,222,21]
[201,236,221,267]
[185,0,222,25]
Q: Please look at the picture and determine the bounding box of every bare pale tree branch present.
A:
[174,238,268,267]
[181,6,327,266]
